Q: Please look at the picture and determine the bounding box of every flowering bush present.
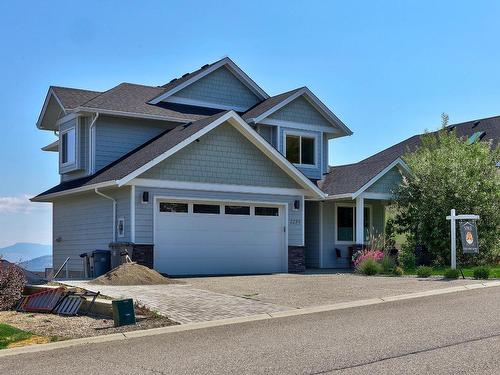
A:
[353,249,384,267]
[0,261,26,310]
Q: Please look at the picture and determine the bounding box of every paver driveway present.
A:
[65,281,290,324]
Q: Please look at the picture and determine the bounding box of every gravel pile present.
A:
[89,263,178,286]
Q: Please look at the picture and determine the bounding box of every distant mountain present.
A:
[0,243,52,263]
[18,255,53,272]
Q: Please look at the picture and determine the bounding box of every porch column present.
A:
[355,195,364,246]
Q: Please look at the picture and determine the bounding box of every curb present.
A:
[1,280,499,358]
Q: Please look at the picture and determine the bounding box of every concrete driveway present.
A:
[184,271,484,308]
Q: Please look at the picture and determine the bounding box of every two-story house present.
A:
[33,57,413,277]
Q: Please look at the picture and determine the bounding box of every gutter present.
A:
[94,188,116,242]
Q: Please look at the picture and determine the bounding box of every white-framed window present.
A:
[335,204,372,244]
[61,127,76,165]
[284,132,316,166]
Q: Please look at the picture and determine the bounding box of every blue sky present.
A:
[1,1,499,247]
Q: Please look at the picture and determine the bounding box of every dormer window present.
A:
[61,128,76,165]
[285,133,316,166]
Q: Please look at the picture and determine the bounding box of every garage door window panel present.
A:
[255,207,280,216]
[160,202,188,213]
[225,205,250,215]
[193,204,221,214]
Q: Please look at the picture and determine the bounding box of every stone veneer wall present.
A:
[288,246,306,273]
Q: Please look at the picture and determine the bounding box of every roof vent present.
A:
[200,64,210,69]
[182,73,190,78]
[169,78,178,83]
[472,120,480,128]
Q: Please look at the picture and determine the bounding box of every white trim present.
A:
[162,96,249,112]
[73,107,191,124]
[361,192,393,200]
[36,88,67,130]
[352,158,412,199]
[30,181,117,202]
[153,195,288,272]
[148,57,269,105]
[324,193,353,200]
[283,129,319,168]
[116,111,326,199]
[333,202,373,245]
[129,178,308,196]
[259,118,343,135]
[88,112,99,174]
[130,185,136,243]
[55,113,78,127]
[247,87,352,136]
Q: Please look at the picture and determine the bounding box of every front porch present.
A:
[304,195,393,269]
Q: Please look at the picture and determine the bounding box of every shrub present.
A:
[0,261,26,310]
[473,267,491,280]
[356,258,382,276]
[380,255,396,274]
[443,268,460,279]
[416,266,433,278]
[393,266,404,276]
[353,249,384,267]
[399,248,416,270]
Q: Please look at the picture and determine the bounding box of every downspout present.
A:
[95,188,116,242]
[88,112,99,174]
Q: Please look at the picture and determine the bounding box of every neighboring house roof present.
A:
[32,111,326,201]
[320,115,500,197]
[243,86,352,136]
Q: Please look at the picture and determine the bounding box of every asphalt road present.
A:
[1,287,499,374]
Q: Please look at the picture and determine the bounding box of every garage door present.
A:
[154,200,286,276]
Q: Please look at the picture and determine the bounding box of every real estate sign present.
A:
[460,221,479,253]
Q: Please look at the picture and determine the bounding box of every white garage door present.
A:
[154,200,286,276]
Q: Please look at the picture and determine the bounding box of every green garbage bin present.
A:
[112,299,136,327]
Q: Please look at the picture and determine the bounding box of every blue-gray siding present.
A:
[269,96,332,128]
[171,66,260,110]
[134,187,304,247]
[304,200,320,268]
[52,187,131,275]
[94,116,177,171]
[140,123,301,189]
[366,166,403,194]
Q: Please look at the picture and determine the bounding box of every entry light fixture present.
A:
[293,199,300,210]
[142,191,149,203]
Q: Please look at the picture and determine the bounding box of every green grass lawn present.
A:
[0,323,34,349]
[404,266,500,278]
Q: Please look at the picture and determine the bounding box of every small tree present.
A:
[0,261,26,310]
[393,129,500,265]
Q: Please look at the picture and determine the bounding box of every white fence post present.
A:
[450,209,456,270]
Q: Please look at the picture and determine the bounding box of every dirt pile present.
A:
[89,263,178,286]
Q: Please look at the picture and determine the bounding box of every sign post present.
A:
[446,209,480,269]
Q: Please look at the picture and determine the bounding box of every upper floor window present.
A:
[285,134,315,166]
[61,128,76,165]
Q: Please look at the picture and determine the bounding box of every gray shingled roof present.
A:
[51,86,101,110]
[33,112,229,199]
[78,82,217,122]
[242,88,304,121]
[320,116,500,196]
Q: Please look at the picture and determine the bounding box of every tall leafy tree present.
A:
[393,129,499,265]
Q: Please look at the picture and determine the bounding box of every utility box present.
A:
[112,299,136,327]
